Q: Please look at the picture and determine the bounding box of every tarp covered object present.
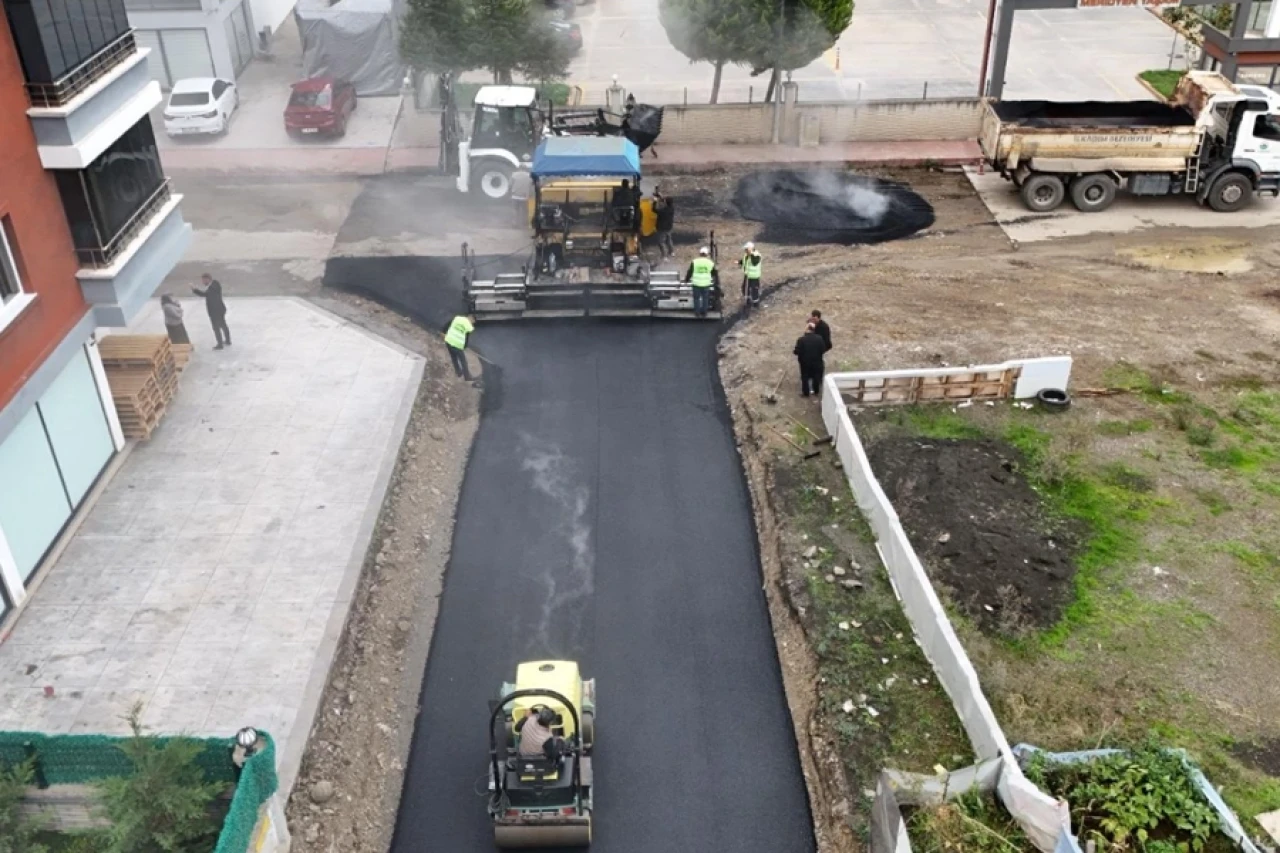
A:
[294,0,404,97]
[532,137,641,178]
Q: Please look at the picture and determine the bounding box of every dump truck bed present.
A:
[980,99,1203,174]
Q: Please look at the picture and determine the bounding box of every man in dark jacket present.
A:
[810,309,832,352]
[653,187,675,259]
[192,273,230,350]
[794,322,827,397]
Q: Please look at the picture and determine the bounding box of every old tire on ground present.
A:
[1069,174,1117,213]
[1037,388,1071,411]
[1020,174,1066,213]
[476,163,514,200]
[1208,172,1252,213]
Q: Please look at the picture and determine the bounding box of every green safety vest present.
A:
[743,253,762,280]
[691,257,715,288]
[444,315,474,349]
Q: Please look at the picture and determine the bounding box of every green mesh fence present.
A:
[0,729,278,853]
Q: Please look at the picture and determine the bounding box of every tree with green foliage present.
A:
[750,0,853,102]
[400,0,574,84]
[0,758,49,853]
[660,0,852,103]
[659,0,761,103]
[95,708,225,853]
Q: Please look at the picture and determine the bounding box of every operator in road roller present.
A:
[487,660,595,848]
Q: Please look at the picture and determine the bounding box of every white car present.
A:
[163,77,239,137]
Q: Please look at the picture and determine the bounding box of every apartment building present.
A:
[0,0,190,619]
[125,0,261,90]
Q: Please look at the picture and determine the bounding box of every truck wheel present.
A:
[476,163,514,200]
[1019,174,1066,213]
[1208,172,1252,213]
[1069,174,1117,213]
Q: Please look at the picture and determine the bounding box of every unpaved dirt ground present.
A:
[283,291,479,853]
[863,434,1082,633]
[706,165,1280,847]
[275,166,1280,851]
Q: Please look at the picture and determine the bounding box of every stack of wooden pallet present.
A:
[99,335,181,439]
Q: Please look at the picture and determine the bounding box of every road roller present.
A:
[487,660,595,848]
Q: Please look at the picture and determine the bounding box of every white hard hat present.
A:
[744,241,755,251]
[699,246,710,256]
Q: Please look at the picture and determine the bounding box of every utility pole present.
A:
[771,0,786,143]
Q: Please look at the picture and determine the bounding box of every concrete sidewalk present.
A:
[0,298,422,796]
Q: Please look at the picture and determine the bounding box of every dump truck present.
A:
[980,70,1280,214]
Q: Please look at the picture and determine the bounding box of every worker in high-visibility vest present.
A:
[683,246,719,318]
[443,313,476,381]
[737,241,763,307]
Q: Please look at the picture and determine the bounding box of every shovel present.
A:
[786,414,834,446]
[767,425,821,460]
[764,371,786,404]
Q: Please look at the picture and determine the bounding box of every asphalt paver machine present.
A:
[464,136,721,320]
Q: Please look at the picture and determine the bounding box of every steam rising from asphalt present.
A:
[732,169,936,245]
[520,435,593,654]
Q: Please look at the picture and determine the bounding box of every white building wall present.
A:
[250,0,295,39]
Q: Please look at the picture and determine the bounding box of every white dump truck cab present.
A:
[1197,85,1280,206]
[457,85,542,200]
[982,71,1280,213]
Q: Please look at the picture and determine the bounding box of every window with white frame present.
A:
[0,216,22,304]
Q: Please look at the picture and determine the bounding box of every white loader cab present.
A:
[456,85,542,200]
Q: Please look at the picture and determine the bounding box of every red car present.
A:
[285,77,357,138]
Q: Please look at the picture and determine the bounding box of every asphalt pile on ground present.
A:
[865,436,1081,635]
[732,170,935,245]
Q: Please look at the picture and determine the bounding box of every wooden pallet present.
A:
[102,335,181,439]
[840,367,1022,406]
[172,343,192,374]
[98,335,173,370]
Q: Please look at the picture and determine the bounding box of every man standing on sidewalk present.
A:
[443,313,476,382]
[192,273,230,350]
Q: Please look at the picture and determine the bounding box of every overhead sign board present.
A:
[1077,0,1177,7]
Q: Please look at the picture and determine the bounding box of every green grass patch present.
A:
[1101,362,1191,404]
[1097,418,1154,437]
[1192,488,1232,516]
[1139,68,1187,100]
[881,405,986,441]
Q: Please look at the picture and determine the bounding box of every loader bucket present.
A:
[624,104,663,153]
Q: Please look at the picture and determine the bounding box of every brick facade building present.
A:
[0,0,190,619]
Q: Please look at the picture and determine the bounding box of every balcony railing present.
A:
[25,32,138,109]
[75,180,172,269]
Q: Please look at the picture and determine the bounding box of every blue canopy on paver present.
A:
[531,137,641,178]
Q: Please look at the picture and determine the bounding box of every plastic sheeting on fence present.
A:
[1013,745,1266,853]
[295,0,405,97]
[820,358,1074,852]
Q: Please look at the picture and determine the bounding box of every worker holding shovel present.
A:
[443,313,478,384]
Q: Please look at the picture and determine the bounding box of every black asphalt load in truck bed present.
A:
[994,100,1196,128]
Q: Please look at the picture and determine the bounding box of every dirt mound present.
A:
[865,436,1082,634]
[1232,738,1280,776]
[732,170,935,245]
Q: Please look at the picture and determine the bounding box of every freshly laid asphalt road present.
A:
[351,255,814,851]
